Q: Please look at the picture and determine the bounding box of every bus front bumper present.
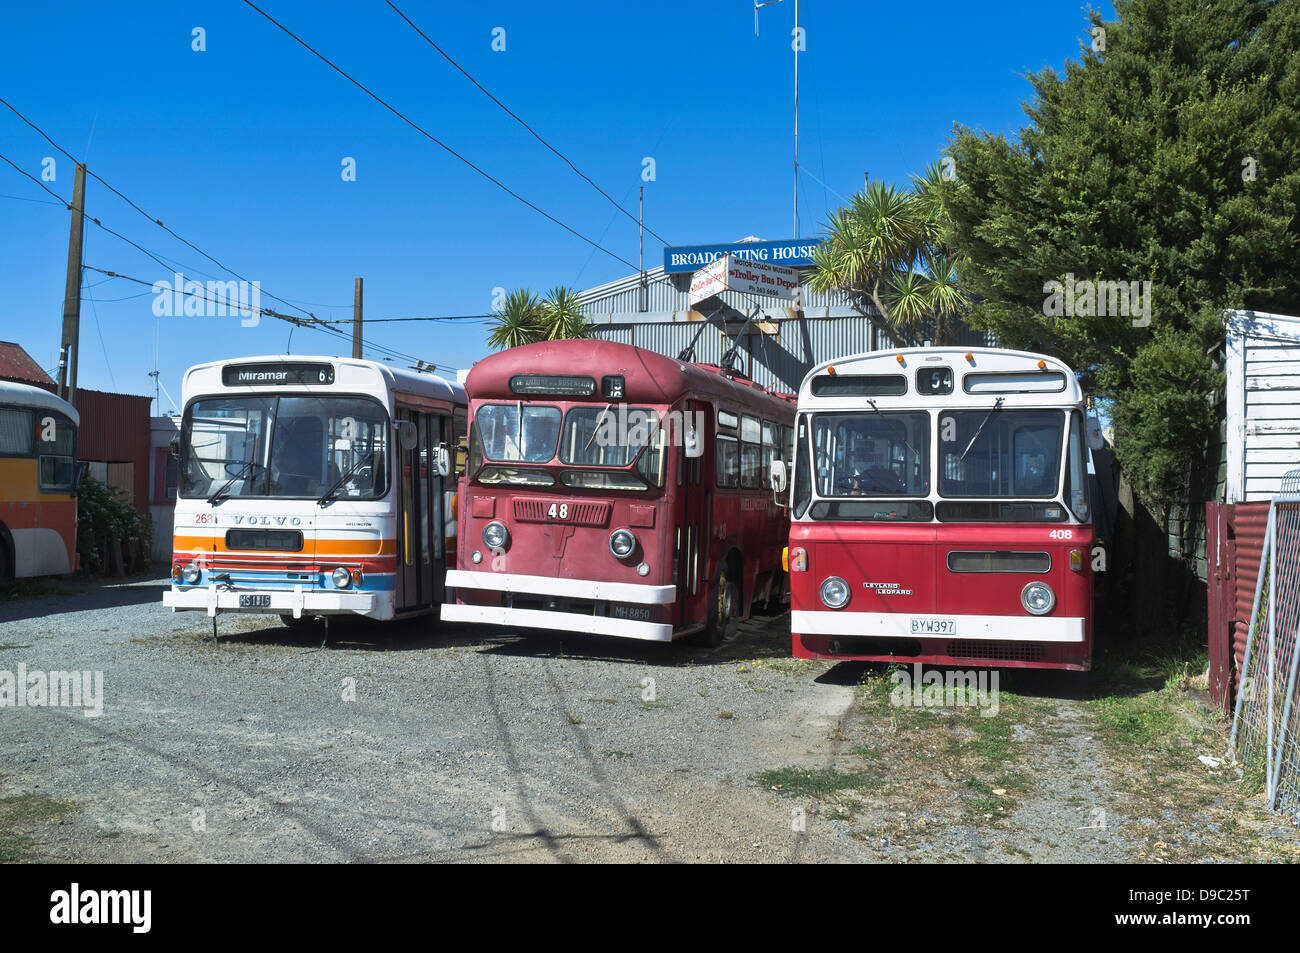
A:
[790,610,1086,642]
[163,584,377,618]
[440,570,676,642]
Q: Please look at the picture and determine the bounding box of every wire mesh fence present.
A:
[1230,470,1300,821]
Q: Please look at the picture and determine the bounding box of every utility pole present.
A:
[352,277,363,359]
[638,186,646,312]
[57,163,86,406]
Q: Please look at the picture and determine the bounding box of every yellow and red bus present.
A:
[0,380,81,580]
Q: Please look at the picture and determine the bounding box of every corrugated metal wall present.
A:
[587,314,993,393]
[579,266,996,393]
[74,389,152,515]
[1208,501,1271,711]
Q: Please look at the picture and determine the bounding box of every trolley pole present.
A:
[638,186,646,312]
[57,163,86,406]
[352,277,363,359]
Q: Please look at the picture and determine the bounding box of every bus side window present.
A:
[792,416,811,517]
[0,408,34,454]
[716,435,739,489]
[740,415,762,489]
[761,419,776,487]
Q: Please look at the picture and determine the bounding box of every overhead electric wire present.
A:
[83,265,430,367]
[1,96,321,323]
[315,314,493,324]
[241,0,642,273]
[1,115,437,366]
[383,0,674,249]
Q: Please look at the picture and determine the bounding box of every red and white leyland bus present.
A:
[788,347,1095,671]
[440,338,796,645]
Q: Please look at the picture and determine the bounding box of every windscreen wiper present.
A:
[318,451,374,506]
[208,460,257,504]
[865,399,921,461]
[959,397,1005,463]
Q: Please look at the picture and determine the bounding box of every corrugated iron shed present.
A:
[579,266,995,393]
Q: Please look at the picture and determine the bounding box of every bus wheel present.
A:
[280,613,320,629]
[691,564,738,647]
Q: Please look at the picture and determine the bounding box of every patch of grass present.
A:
[586,698,618,705]
[564,710,583,725]
[0,578,82,602]
[603,750,633,760]
[0,794,77,861]
[755,766,883,798]
[966,715,1014,767]
[639,700,673,711]
[1091,695,1185,752]
[0,643,32,651]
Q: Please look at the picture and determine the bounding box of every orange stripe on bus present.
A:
[171,535,396,557]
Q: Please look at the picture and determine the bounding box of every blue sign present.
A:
[663,238,823,274]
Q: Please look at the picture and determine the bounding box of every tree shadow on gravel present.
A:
[192,609,798,668]
[0,574,167,625]
[472,612,795,668]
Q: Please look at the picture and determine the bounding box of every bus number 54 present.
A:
[547,503,569,520]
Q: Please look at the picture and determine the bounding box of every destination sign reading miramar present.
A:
[663,238,823,274]
[221,362,335,387]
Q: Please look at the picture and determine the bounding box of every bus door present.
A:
[424,413,448,608]
[677,399,709,628]
[396,407,449,613]
[395,408,424,612]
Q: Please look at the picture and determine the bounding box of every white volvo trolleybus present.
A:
[163,355,466,628]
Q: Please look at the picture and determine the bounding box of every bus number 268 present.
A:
[546,503,569,520]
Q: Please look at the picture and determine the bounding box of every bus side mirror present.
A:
[1085,415,1105,450]
[434,443,451,478]
[684,428,703,458]
[770,459,788,505]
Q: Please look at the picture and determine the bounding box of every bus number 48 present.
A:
[547,503,569,520]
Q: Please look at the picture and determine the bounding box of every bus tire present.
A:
[691,562,739,647]
[280,613,321,629]
[0,535,10,582]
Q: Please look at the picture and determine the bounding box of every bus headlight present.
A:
[1021,581,1055,615]
[332,567,352,589]
[181,563,201,585]
[820,576,850,609]
[609,529,636,559]
[482,521,509,550]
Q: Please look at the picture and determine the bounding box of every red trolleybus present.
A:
[788,347,1094,671]
[163,355,466,626]
[0,381,80,580]
[440,338,796,645]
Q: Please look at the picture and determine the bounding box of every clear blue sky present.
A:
[0,0,1113,410]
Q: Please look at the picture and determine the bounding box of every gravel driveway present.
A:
[0,574,861,862]
[2,574,1295,863]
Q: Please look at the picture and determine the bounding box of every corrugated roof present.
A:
[0,341,54,384]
